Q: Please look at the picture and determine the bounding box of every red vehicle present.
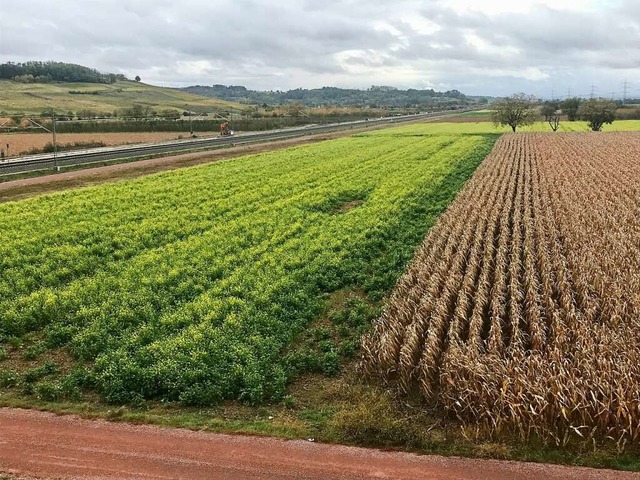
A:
[220,122,234,136]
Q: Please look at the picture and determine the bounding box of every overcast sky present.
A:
[1,0,639,98]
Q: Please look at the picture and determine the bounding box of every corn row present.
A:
[362,132,640,446]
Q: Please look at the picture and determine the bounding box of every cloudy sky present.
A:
[1,0,639,97]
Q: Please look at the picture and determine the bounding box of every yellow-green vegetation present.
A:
[521,120,640,132]
[371,119,640,135]
[453,109,493,118]
[0,79,241,116]
[0,130,496,406]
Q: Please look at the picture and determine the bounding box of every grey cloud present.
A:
[1,0,640,96]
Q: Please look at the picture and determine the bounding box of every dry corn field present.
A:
[363,132,640,447]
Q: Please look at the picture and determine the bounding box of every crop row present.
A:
[362,132,640,447]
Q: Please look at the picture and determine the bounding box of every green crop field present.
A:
[0,79,241,116]
[385,119,640,135]
[0,130,496,406]
[452,109,493,118]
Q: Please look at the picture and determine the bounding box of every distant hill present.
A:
[0,61,125,85]
[0,79,242,116]
[183,84,473,108]
[0,61,475,116]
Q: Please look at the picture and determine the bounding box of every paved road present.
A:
[0,408,637,480]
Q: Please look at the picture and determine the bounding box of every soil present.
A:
[336,199,364,213]
[0,408,636,480]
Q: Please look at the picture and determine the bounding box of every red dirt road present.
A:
[0,409,637,480]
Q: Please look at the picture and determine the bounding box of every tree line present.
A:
[0,61,126,84]
[492,94,619,132]
[183,84,473,108]
[4,114,381,135]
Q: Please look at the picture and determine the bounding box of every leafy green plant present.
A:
[23,361,58,383]
[0,129,495,405]
[0,369,19,388]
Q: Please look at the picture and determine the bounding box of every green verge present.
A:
[356,119,640,135]
[1,364,638,472]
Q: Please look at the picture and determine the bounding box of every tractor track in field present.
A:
[0,408,637,480]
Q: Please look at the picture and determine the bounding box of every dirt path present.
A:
[0,409,636,480]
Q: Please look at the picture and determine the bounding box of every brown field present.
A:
[0,131,220,156]
[362,132,640,447]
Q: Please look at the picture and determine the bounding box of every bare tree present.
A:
[285,101,306,117]
[541,101,561,131]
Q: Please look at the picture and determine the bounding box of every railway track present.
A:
[0,111,468,176]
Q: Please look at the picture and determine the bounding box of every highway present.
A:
[0,111,466,176]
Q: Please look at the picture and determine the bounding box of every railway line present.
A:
[0,111,469,176]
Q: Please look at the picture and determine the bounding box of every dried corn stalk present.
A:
[362,132,640,446]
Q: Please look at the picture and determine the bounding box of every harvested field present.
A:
[363,132,640,447]
[0,131,219,156]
